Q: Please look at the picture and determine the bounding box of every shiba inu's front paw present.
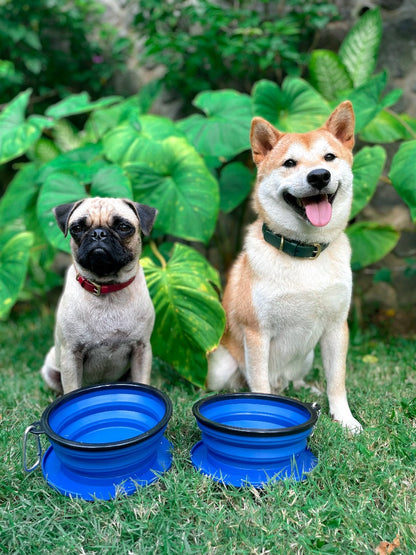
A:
[332,413,363,434]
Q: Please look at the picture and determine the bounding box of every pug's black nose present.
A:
[91,228,108,241]
[307,169,331,191]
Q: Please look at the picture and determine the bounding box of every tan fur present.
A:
[207,102,362,432]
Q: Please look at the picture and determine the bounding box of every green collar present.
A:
[262,223,328,259]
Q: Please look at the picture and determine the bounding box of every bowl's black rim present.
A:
[40,383,173,451]
[192,393,319,437]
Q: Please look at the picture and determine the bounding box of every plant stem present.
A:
[150,240,167,269]
[379,175,392,185]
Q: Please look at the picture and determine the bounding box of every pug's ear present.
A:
[124,200,158,237]
[53,201,84,237]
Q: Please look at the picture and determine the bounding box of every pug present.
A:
[41,197,157,395]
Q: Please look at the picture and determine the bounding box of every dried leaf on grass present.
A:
[362,354,379,364]
[374,534,400,554]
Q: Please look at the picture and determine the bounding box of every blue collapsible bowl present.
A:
[191,393,319,487]
[23,383,173,500]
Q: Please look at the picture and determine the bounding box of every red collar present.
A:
[76,273,136,296]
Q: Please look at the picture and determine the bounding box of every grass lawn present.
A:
[1,305,415,554]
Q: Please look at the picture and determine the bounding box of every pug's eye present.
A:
[116,222,134,234]
[283,159,297,168]
[324,153,336,162]
[69,223,85,236]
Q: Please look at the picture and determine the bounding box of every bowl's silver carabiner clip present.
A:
[312,402,321,417]
[310,402,321,439]
[23,421,43,473]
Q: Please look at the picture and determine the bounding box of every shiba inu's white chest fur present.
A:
[207,101,362,432]
[247,222,352,389]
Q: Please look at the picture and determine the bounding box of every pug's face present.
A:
[54,197,157,278]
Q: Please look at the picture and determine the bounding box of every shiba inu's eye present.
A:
[324,153,336,162]
[283,159,297,168]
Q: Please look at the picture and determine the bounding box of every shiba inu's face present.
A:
[250,102,355,243]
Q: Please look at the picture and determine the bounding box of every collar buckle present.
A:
[92,283,102,296]
[308,243,322,259]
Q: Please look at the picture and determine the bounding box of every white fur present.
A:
[41,264,155,394]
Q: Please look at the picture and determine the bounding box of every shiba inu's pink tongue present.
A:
[303,195,332,227]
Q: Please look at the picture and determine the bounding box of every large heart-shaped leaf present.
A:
[339,8,382,88]
[37,164,133,252]
[351,146,386,219]
[85,81,163,142]
[124,137,219,243]
[37,143,106,185]
[45,92,121,119]
[142,242,225,387]
[0,164,39,227]
[346,221,399,270]
[0,90,54,164]
[338,71,388,132]
[86,101,141,143]
[177,90,252,158]
[90,166,133,200]
[309,50,353,101]
[389,140,416,221]
[252,78,330,132]
[359,110,411,144]
[37,172,86,253]
[219,162,254,213]
[0,231,34,320]
[103,115,184,164]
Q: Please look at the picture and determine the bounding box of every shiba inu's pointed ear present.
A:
[250,117,283,165]
[324,101,355,150]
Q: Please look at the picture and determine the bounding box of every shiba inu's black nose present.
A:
[307,169,331,190]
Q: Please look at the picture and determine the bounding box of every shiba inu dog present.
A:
[207,101,362,432]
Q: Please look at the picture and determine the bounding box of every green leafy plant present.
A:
[0,0,130,104]
[177,90,252,158]
[0,87,226,386]
[0,232,34,320]
[134,0,338,104]
[0,8,415,386]
[142,242,226,386]
[308,7,416,269]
